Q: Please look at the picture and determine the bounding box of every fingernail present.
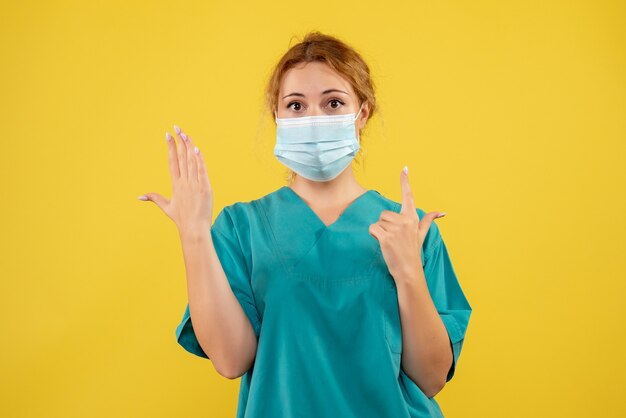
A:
[138,195,148,201]
[174,125,181,134]
[194,146,199,154]
[181,132,188,141]
[166,132,172,142]
[436,212,446,218]
[403,165,408,175]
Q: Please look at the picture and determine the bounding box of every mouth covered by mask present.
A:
[274,104,363,182]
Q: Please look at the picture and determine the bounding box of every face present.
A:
[276,61,370,135]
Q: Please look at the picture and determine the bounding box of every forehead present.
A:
[279,61,355,97]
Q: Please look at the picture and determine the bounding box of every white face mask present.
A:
[273,104,364,182]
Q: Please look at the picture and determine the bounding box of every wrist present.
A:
[178,223,213,243]
[392,263,425,286]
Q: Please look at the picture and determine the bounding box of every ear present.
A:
[357,101,370,130]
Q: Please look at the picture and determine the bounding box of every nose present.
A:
[308,107,325,116]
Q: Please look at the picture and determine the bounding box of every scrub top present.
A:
[175,185,472,418]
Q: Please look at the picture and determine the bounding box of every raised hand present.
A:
[368,166,446,281]
[138,125,214,237]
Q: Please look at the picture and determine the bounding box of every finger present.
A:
[174,125,188,180]
[195,145,211,189]
[165,132,180,180]
[418,211,445,243]
[138,192,170,212]
[185,134,199,185]
[400,165,418,218]
[377,218,397,232]
[368,222,386,241]
[379,209,401,223]
[181,130,193,180]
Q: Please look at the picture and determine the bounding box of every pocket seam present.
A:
[383,281,403,354]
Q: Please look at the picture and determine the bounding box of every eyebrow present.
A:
[282,89,349,99]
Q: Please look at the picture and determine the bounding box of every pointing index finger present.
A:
[400,165,418,218]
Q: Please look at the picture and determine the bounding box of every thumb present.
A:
[138,193,170,212]
[418,211,446,242]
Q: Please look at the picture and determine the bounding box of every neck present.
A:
[289,168,368,203]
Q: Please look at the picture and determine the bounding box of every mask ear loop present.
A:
[354,103,365,142]
[353,103,363,144]
[354,103,364,121]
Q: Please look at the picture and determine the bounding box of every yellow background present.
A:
[1,0,624,417]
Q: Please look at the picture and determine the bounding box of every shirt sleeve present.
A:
[175,205,262,359]
[422,221,472,382]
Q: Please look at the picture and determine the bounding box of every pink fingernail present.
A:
[166,132,172,142]
[174,125,181,134]
[436,212,446,218]
[181,133,188,141]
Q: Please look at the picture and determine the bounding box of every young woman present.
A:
[139,31,472,418]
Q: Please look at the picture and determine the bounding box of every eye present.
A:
[328,99,345,110]
[287,101,304,112]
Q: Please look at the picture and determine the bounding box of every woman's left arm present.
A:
[395,262,452,398]
[369,167,472,398]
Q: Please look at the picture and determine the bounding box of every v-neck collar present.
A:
[280,186,376,230]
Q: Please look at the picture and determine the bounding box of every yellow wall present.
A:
[1,1,624,417]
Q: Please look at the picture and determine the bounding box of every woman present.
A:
[139,31,472,418]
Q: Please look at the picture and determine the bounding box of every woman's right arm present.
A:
[138,125,257,379]
[179,227,259,379]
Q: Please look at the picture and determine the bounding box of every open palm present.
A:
[138,125,214,237]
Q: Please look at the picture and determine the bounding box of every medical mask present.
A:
[273,105,363,182]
